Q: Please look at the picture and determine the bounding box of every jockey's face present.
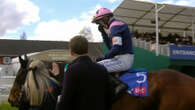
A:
[97,19,109,29]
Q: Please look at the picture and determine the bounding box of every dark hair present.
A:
[70,35,88,55]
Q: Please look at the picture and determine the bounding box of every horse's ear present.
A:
[18,56,23,63]
[19,55,29,68]
[24,54,28,61]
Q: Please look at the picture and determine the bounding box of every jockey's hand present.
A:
[96,56,105,62]
[98,25,108,38]
[98,25,104,32]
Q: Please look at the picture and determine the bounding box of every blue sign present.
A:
[120,69,148,97]
[170,45,195,60]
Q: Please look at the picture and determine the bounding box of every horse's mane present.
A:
[24,60,58,106]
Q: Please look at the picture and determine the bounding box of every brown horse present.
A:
[113,69,195,110]
[8,56,195,110]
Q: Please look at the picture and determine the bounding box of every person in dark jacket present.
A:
[56,36,112,110]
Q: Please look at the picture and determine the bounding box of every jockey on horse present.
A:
[92,8,134,99]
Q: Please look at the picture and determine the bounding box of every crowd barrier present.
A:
[0,66,16,104]
[133,38,170,56]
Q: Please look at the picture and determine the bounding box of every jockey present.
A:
[92,8,134,73]
[92,8,134,100]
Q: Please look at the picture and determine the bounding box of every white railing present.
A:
[0,85,12,104]
[133,38,170,56]
[159,44,170,56]
[0,65,16,104]
[144,41,151,50]
[0,95,9,104]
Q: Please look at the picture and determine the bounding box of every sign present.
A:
[3,57,11,65]
[120,69,148,97]
[170,45,195,60]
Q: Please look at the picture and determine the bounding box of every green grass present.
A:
[0,102,18,110]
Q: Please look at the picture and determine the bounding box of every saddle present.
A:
[109,69,149,102]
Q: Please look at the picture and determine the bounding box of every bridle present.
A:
[27,67,40,89]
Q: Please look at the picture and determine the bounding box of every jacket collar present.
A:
[71,55,92,64]
[108,18,115,28]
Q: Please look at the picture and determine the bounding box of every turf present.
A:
[0,102,18,110]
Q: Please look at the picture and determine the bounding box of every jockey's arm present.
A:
[104,26,123,59]
[104,40,122,59]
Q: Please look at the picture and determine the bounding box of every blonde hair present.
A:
[24,60,59,106]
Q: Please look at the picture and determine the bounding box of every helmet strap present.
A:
[101,16,110,29]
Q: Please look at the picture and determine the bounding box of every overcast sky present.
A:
[0,0,194,42]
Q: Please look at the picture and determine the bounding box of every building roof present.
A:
[114,0,195,36]
[0,39,103,58]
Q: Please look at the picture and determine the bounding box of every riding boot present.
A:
[109,75,128,102]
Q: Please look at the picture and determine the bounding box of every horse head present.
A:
[8,53,70,107]
[8,55,30,107]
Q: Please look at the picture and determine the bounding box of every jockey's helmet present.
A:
[92,8,113,24]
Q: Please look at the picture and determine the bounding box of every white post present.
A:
[192,22,195,44]
[183,31,186,37]
[155,3,165,56]
[155,3,159,56]
[191,9,195,44]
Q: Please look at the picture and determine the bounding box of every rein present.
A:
[27,67,40,90]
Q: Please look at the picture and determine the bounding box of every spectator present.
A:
[56,36,112,110]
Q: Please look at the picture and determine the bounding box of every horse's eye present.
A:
[15,92,18,95]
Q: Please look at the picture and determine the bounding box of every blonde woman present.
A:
[24,60,60,110]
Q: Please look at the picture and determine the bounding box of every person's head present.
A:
[69,35,88,57]
[92,8,113,29]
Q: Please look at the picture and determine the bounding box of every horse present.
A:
[112,69,195,110]
[23,60,61,110]
[8,56,195,110]
[8,55,68,109]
